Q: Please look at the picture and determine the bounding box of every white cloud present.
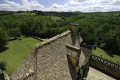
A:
[51,4,64,9]
[0,0,44,11]
[100,0,111,4]
[67,0,120,12]
[0,0,120,12]
[21,0,44,10]
[69,0,86,5]
[77,0,86,2]
[45,3,68,12]
[69,0,80,6]
[0,0,22,11]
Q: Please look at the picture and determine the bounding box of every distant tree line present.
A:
[0,11,82,48]
[34,11,80,17]
[75,12,120,54]
[0,11,120,54]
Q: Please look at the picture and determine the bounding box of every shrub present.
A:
[0,28,8,48]
[0,61,6,71]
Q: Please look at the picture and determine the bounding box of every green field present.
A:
[51,16,61,21]
[92,47,120,64]
[0,36,41,75]
[14,13,36,16]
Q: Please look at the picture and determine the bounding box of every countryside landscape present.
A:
[0,0,120,80]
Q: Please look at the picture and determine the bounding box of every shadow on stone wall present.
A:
[89,55,120,79]
[90,65,119,79]
[67,55,76,80]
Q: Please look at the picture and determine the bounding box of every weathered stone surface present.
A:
[36,33,72,80]
[79,50,86,67]
[11,50,36,80]
[87,67,116,80]
[11,25,88,80]
[89,55,120,79]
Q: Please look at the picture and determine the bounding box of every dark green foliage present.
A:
[0,61,6,70]
[76,69,83,80]
[36,11,79,17]
[0,11,120,54]
[0,28,8,48]
[8,28,21,38]
[0,11,81,38]
[75,12,120,54]
[0,11,81,49]
[0,11,14,16]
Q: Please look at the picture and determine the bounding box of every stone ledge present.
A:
[90,54,120,70]
[35,30,70,50]
[66,44,81,51]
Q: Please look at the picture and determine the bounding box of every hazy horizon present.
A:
[0,0,120,12]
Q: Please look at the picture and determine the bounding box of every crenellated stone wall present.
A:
[89,54,120,79]
[11,24,89,80]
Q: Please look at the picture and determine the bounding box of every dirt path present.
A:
[86,67,116,80]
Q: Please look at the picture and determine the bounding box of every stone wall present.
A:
[89,54,120,78]
[11,50,36,80]
[35,31,73,80]
[11,24,88,80]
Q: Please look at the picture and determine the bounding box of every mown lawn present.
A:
[92,47,120,65]
[0,36,41,75]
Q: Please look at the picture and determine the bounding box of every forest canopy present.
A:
[0,11,120,54]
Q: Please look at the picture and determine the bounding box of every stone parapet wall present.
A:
[36,30,78,80]
[11,50,36,80]
[11,23,88,80]
[11,30,72,80]
[89,54,120,78]
[35,31,71,50]
[11,30,84,80]
[11,30,70,80]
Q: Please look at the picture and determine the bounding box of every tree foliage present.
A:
[0,61,6,70]
[0,11,120,54]
[0,28,8,48]
[75,12,120,54]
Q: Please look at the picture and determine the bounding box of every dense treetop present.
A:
[0,11,120,54]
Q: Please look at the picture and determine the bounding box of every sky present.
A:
[0,0,120,12]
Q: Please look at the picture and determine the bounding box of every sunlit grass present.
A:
[0,36,40,75]
[92,47,120,64]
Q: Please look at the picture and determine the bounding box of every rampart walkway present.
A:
[86,67,116,80]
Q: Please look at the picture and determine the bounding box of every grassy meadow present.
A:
[51,16,61,21]
[0,36,41,75]
[92,47,120,65]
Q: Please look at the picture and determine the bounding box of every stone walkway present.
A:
[86,67,116,80]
